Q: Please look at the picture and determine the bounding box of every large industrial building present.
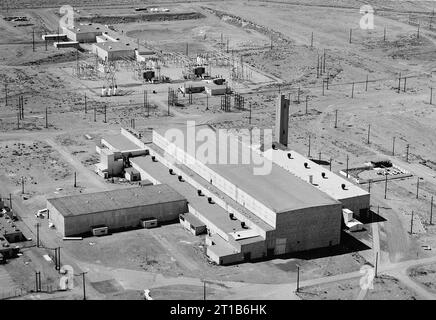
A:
[102,127,352,264]
[89,97,370,264]
[47,184,188,237]
[148,127,343,263]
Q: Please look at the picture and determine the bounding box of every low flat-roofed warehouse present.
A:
[47,184,188,237]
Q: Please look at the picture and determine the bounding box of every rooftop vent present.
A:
[341,183,347,190]
[321,172,326,178]
[178,175,183,182]
[241,221,246,229]
[151,156,157,162]
[287,152,292,159]
[272,144,277,150]
[304,162,309,168]
[169,168,174,175]
[207,197,214,204]
[229,213,234,220]
[197,189,203,196]
[309,175,313,184]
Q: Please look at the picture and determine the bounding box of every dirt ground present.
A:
[297,274,420,300]
[409,263,436,294]
[1,0,436,299]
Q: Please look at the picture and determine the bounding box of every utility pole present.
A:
[398,73,401,94]
[392,136,396,156]
[351,82,355,98]
[365,74,369,91]
[203,280,206,301]
[35,272,41,292]
[323,49,326,73]
[74,172,77,188]
[383,26,386,42]
[316,55,320,78]
[35,223,40,248]
[430,87,433,105]
[406,144,410,162]
[80,272,88,300]
[375,252,378,278]
[329,158,332,171]
[417,24,420,39]
[384,174,388,199]
[430,196,434,225]
[346,154,349,178]
[310,32,313,48]
[305,96,308,115]
[349,28,352,44]
[403,77,407,92]
[84,93,87,113]
[9,194,12,210]
[104,105,107,123]
[334,109,338,128]
[32,28,35,52]
[367,124,371,144]
[21,177,25,194]
[308,135,311,158]
[296,265,300,293]
[45,107,48,128]
[57,247,61,271]
[249,102,252,124]
[410,211,414,234]
[416,177,420,199]
[93,107,96,122]
[368,179,372,193]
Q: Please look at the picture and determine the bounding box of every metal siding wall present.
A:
[274,204,342,253]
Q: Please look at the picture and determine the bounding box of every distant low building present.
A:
[62,23,105,43]
[92,41,136,62]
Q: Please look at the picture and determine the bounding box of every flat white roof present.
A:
[229,229,259,241]
[263,148,369,200]
[154,126,340,214]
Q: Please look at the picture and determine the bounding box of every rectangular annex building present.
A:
[47,184,188,237]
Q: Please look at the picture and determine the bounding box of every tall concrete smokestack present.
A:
[275,94,290,147]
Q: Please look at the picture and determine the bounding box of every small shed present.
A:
[124,167,141,181]
[205,84,227,96]
[179,213,206,236]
